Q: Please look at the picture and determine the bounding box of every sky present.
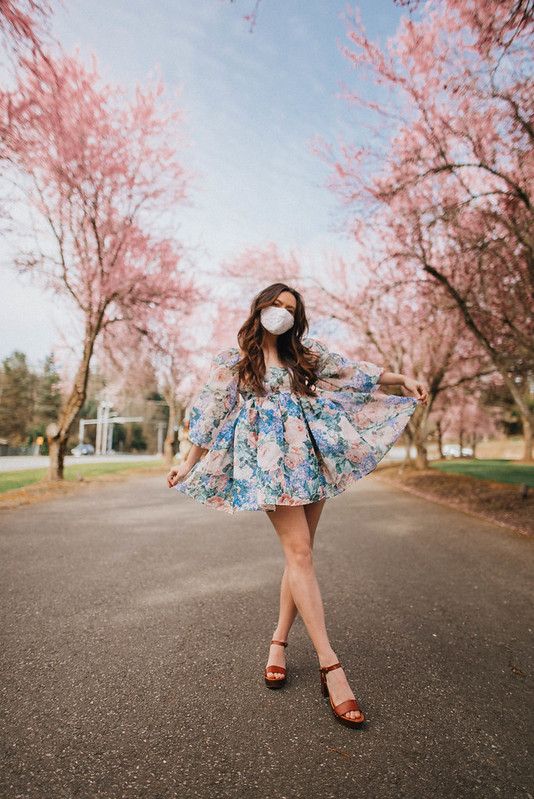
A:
[0,0,405,366]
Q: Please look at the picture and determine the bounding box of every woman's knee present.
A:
[284,540,314,567]
[268,505,313,561]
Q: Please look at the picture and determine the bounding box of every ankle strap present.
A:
[271,639,288,647]
[319,661,341,673]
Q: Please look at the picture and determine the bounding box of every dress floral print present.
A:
[174,336,420,514]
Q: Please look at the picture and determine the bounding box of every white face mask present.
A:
[260,304,294,335]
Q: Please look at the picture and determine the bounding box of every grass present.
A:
[430,459,534,487]
[0,459,165,494]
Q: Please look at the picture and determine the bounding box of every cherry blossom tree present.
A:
[315,0,533,460]
[393,0,533,57]
[93,323,188,466]
[433,384,500,458]
[144,314,205,468]
[304,251,496,467]
[2,49,198,478]
[96,289,246,467]
[0,0,59,224]
[0,0,55,59]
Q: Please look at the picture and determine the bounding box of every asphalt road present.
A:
[1,473,533,799]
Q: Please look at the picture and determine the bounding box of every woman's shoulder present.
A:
[212,346,242,368]
[301,335,328,355]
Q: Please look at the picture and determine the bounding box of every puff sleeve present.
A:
[188,349,240,449]
[302,336,384,393]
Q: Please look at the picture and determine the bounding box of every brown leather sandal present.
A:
[264,639,288,688]
[319,661,365,727]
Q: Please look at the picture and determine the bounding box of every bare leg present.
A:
[264,499,326,680]
[265,503,363,721]
[273,499,326,639]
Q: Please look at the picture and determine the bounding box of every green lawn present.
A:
[0,460,165,494]
[430,459,534,487]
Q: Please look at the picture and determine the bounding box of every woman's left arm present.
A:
[378,371,429,406]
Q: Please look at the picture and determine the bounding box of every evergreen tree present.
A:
[34,353,62,426]
[0,351,36,445]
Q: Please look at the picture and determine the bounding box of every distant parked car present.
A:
[442,444,474,458]
[70,443,95,456]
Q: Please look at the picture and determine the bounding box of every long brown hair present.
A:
[236,283,321,397]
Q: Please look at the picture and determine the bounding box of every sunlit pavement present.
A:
[0,448,412,473]
[1,473,532,799]
[0,454,162,472]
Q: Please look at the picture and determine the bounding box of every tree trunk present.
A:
[522,414,533,462]
[403,426,415,467]
[436,419,443,459]
[410,404,429,469]
[47,323,99,480]
[421,262,533,462]
[164,400,181,468]
[415,441,428,469]
[499,372,533,462]
[46,423,67,480]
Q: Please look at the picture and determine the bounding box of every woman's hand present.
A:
[167,462,193,487]
[402,376,429,406]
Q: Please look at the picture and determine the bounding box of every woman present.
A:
[167,282,428,728]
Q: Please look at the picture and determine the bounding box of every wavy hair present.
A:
[236,283,321,397]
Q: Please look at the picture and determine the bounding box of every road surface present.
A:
[1,472,532,799]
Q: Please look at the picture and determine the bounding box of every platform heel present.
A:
[264,639,288,688]
[319,661,365,727]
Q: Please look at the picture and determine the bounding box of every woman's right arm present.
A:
[167,443,208,487]
[185,443,208,468]
[167,348,239,488]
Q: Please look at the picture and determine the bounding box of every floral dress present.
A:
[174,336,419,514]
